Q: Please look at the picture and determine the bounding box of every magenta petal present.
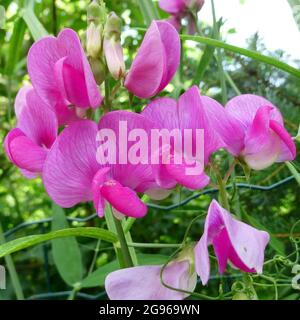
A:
[9,134,47,173]
[43,120,100,207]
[125,21,180,98]
[100,180,147,218]
[270,120,296,162]
[17,89,58,148]
[225,94,283,129]
[105,261,196,300]
[243,106,282,170]
[178,86,223,162]
[159,0,186,14]
[195,200,270,285]
[165,161,210,190]
[141,97,179,129]
[200,96,245,156]
[14,86,32,119]
[28,28,102,110]
[98,111,156,192]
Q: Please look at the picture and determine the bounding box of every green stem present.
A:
[127,242,181,249]
[0,222,24,300]
[88,239,101,275]
[211,0,227,104]
[113,215,134,268]
[211,162,230,211]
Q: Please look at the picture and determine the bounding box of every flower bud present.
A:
[103,12,125,80]
[89,56,106,85]
[86,22,102,58]
[87,0,107,25]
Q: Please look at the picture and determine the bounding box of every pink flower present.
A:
[194,200,270,285]
[43,112,161,218]
[105,260,197,300]
[206,94,297,170]
[4,87,58,178]
[159,0,205,34]
[27,28,103,125]
[124,20,180,99]
[141,86,224,190]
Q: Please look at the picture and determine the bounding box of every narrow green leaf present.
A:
[80,253,169,288]
[0,6,5,29]
[5,18,26,75]
[137,0,159,26]
[244,212,285,255]
[0,227,118,258]
[286,161,300,186]
[180,34,300,79]
[193,42,215,85]
[51,205,83,287]
[80,260,119,288]
[22,0,48,41]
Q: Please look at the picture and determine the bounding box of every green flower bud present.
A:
[87,0,107,25]
[86,22,102,58]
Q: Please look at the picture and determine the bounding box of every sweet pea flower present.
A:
[194,200,270,285]
[124,20,180,99]
[159,0,205,34]
[27,28,103,125]
[204,94,297,170]
[4,87,58,178]
[105,260,197,300]
[43,112,161,218]
[141,85,223,190]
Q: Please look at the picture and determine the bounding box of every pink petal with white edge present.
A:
[225,94,283,130]
[28,28,102,110]
[43,120,100,208]
[124,21,180,98]
[100,180,147,218]
[270,120,296,162]
[194,200,269,285]
[105,261,196,300]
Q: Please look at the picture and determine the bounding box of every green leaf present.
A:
[0,227,118,258]
[193,43,215,85]
[80,260,119,288]
[0,5,5,29]
[137,0,160,26]
[80,253,169,288]
[286,161,300,186]
[244,212,285,255]
[22,0,48,41]
[138,27,300,79]
[5,18,26,75]
[51,204,83,287]
[179,34,300,79]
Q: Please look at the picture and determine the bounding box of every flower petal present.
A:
[100,180,147,218]
[28,28,102,110]
[43,120,100,207]
[7,132,47,173]
[159,0,186,14]
[14,85,32,119]
[225,94,283,130]
[125,21,180,98]
[17,89,58,148]
[105,261,196,300]
[269,120,296,162]
[200,95,244,155]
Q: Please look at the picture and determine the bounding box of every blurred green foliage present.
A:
[0,0,299,300]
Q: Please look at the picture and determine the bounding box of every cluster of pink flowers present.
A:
[4,15,296,300]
